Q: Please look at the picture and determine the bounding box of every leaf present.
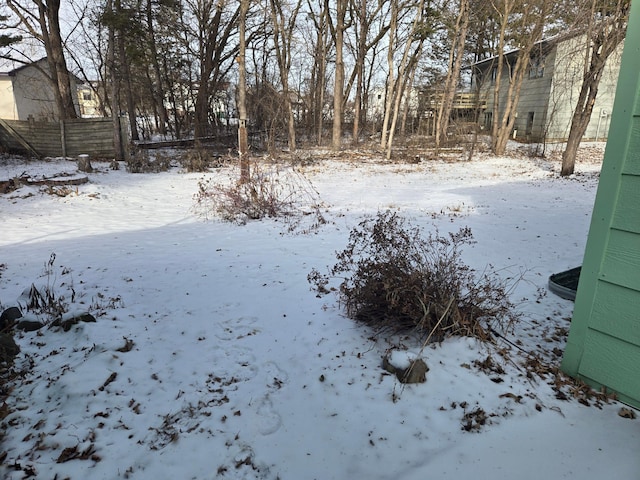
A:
[116,337,135,353]
[56,444,98,463]
[99,372,117,391]
[618,408,636,419]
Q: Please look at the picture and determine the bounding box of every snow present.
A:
[0,145,638,479]
[386,350,420,371]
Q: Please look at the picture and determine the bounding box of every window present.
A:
[528,56,545,79]
[484,111,493,130]
[82,92,92,101]
[526,112,534,136]
[490,67,498,85]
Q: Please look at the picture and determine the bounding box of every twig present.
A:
[399,296,455,389]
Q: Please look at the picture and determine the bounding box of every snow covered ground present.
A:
[0,144,638,479]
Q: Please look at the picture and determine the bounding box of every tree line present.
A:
[0,0,631,174]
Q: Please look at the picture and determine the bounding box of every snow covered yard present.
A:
[0,146,638,479]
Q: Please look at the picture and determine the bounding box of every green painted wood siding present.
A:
[562,1,640,409]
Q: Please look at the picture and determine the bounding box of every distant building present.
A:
[77,81,106,118]
[471,33,623,142]
[0,58,81,121]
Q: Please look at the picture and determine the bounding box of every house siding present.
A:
[0,59,81,121]
[474,34,621,142]
[0,77,17,120]
[547,35,622,141]
[561,1,640,409]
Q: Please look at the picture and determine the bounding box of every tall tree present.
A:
[183,0,240,140]
[238,0,249,182]
[144,0,171,136]
[269,0,303,152]
[490,0,549,155]
[7,0,78,119]
[561,0,630,176]
[382,0,430,160]
[348,0,390,145]
[327,0,348,150]
[105,0,124,160]
[304,0,330,145]
[380,0,398,151]
[435,0,470,148]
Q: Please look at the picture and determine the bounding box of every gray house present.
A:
[0,58,81,122]
[472,33,623,142]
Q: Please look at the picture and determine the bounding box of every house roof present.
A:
[0,57,83,84]
[469,30,583,68]
[0,57,48,76]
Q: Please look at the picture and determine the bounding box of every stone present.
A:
[0,333,20,363]
[0,306,23,330]
[16,319,45,332]
[51,312,97,332]
[382,354,429,384]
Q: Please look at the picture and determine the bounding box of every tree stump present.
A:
[77,154,93,173]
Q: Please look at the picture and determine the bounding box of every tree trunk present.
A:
[331,0,347,150]
[238,0,250,183]
[380,0,397,151]
[385,0,425,160]
[270,0,302,152]
[106,0,124,161]
[491,0,547,156]
[15,0,79,120]
[306,0,329,145]
[352,0,367,146]
[490,0,511,154]
[116,0,139,142]
[435,0,470,148]
[561,0,629,175]
[146,0,168,136]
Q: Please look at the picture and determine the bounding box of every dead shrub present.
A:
[126,149,173,173]
[179,148,224,172]
[193,158,325,229]
[309,211,519,340]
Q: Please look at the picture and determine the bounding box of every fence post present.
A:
[60,119,67,158]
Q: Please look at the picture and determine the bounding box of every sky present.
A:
[0,143,638,479]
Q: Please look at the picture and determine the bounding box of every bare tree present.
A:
[238,0,249,182]
[561,0,630,176]
[327,0,348,150]
[182,0,239,140]
[382,0,430,160]
[269,0,303,152]
[435,0,470,148]
[304,0,330,145]
[105,0,124,160]
[380,0,398,151]
[348,0,390,145]
[6,0,78,119]
[490,0,549,155]
[144,0,171,136]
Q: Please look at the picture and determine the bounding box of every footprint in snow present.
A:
[210,346,259,383]
[214,316,260,341]
[256,395,282,435]
[262,360,289,390]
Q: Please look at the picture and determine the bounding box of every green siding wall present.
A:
[562,1,640,410]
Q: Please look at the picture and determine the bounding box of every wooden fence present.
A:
[0,117,127,159]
